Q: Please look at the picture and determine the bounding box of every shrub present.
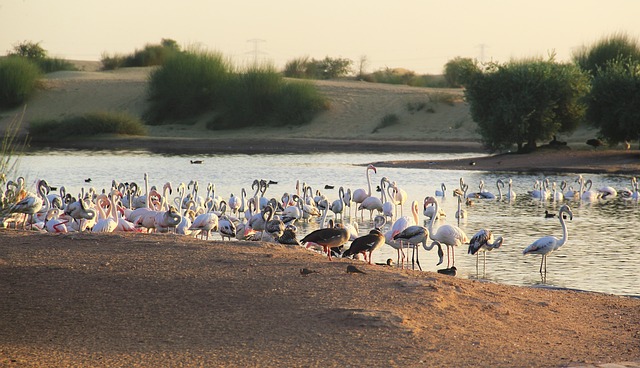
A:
[29,112,147,140]
[372,113,399,133]
[145,49,232,123]
[101,38,181,70]
[283,56,353,79]
[7,40,77,73]
[0,57,42,108]
[211,64,328,129]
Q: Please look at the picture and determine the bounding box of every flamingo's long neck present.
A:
[427,199,438,241]
[411,201,418,226]
[556,210,569,250]
[366,168,372,196]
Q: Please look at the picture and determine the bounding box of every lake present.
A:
[14,150,640,297]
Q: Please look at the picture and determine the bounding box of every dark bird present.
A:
[300,268,320,276]
[544,210,556,218]
[84,178,92,183]
[190,160,203,164]
[300,225,351,260]
[341,228,385,264]
[324,184,335,190]
[267,180,278,185]
[586,138,604,149]
[437,266,457,276]
[375,258,395,267]
[346,265,367,274]
[276,226,300,245]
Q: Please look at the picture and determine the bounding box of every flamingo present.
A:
[523,204,574,275]
[91,192,118,233]
[423,195,446,220]
[342,187,352,220]
[453,188,466,224]
[9,179,46,229]
[468,229,504,276]
[379,177,395,221]
[425,196,469,269]
[551,182,564,202]
[578,176,600,202]
[189,210,219,240]
[358,191,383,221]
[44,208,68,233]
[387,180,407,218]
[435,183,446,197]
[352,164,377,217]
[393,225,441,271]
[505,178,517,202]
[330,187,345,221]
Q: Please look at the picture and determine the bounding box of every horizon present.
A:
[1,1,640,74]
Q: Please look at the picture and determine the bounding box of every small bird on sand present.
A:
[300,268,320,276]
[437,266,457,276]
[346,265,367,274]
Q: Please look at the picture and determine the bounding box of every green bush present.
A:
[211,64,327,129]
[7,40,77,73]
[146,50,328,129]
[101,38,181,70]
[29,112,147,140]
[0,57,42,108]
[145,49,232,123]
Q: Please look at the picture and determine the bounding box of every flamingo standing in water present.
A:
[468,229,504,276]
[352,164,377,218]
[523,204,573,275]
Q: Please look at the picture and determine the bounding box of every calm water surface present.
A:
[17,150,640,297]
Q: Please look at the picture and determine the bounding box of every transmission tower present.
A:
[246,38,266,64]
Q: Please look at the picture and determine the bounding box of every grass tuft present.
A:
[0,57,42,108]
[372,113,400,133]
[29,112,147,140]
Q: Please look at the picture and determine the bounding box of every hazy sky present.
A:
[1,0,639,74]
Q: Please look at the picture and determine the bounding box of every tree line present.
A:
[447,33,640,152]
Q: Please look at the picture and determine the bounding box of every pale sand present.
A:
[0,64,639,367]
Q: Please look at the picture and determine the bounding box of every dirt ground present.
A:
[0,230,639,368]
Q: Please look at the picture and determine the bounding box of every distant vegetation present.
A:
[0,57,42,108]
[283,56,354,79]
[29,112,147,140]
[359,67,448,88]
[100,38,181,70]
[372,113,400,133]
[5,40,77,73]
[0,110,28,214]
[146,48,328,129]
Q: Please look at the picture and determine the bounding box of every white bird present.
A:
[425,196,469,269]
[523,204,574,275]
[423,195,446,220]
[330,187,345,221]
[9,179,46,229]
[468,229,504,276]
[189,211,219,240]
[435,183,446,197]
[352,164,377,217]
[505,178,517,202]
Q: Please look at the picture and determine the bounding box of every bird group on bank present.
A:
[1,165,638,278]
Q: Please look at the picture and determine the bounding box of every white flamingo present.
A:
[425,196,469,269]
[352,164,377,217]
[435,183,446,197]
[523,204,573,275]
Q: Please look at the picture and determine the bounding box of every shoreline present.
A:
[27,137,640,175]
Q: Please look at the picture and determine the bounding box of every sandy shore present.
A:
[1,64,639,367]
[1,230,639,368]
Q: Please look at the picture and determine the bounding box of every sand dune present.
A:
[0,64,601,146]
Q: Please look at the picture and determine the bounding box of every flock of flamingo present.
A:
[2,164,639,278]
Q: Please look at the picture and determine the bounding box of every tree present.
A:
[464,58,590,152]
[585,59,640,148]
[573,32,640,77]
[8,40,47,60]
[443,57,480,87]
